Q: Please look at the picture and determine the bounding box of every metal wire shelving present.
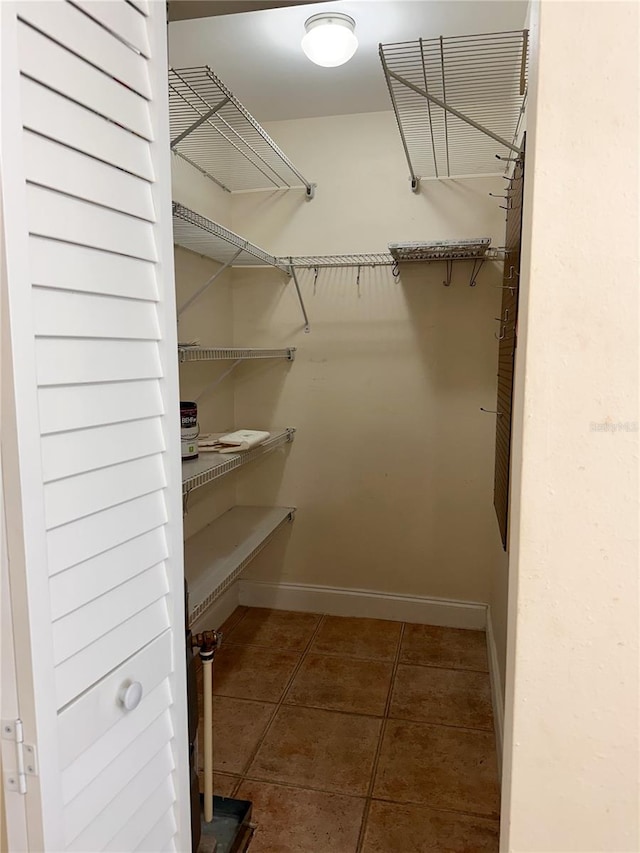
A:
[379,30,528,189]
[185,505,296,626]
[179,346,296,363]
[173,202,289,271]
[282,253,395,269]
[182,427,295,499]
[169,66,314,197]
[173,202,311,331]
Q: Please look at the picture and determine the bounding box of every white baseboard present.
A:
[238,580,487,630]
[190,582,239,635]
[486,607,504,776]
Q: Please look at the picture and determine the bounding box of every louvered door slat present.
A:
[109,784,177,852]
[62,679,172,804]
[41,417,165,483]
[33,288,160,340]
[19,1,152,99]
[57,630,173,769]
[44,454,167,529]
[38,380,163,434]
[135,809,177,853]
[52,563,169,665]
[2,2,188,848]
[47,491,167,576]
[17,21,153,139]
[27,185,157,260]
[66,742,175,851]
[49,528,168,620]
[36,338,162,385]
[71,0,152,57]
[30,236,158,301]
[55,598,170,708]
[21,77,155,181]
[24,132,156,220]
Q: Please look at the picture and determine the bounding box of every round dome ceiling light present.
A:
[301,13,358,68]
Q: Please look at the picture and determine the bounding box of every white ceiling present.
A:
[168,0,528,122]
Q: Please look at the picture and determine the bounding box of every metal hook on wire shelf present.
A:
[356,265,362,298]
[494,308,510,324]
[392,260,400,279]
[506,265,519,281]
[494,326,507,341]
[313,266,319,296]
[443,259,453,287]
[469,258,485,287]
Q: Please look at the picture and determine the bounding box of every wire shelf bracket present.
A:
[379,30,528,188]
[173,203,310,328]
[169,66,315,198]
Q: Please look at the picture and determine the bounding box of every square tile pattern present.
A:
[199,609,499,852]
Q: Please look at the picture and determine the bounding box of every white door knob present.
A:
[118,681,143,711]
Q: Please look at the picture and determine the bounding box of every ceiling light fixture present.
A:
[301,13,358,68]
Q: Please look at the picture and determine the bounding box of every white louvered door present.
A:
[0,2,190,851]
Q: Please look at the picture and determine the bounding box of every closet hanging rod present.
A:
[169,66,315,198]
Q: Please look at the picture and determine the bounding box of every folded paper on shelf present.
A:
[198,430,271,453]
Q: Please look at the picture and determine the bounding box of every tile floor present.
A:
[197,607,500,853]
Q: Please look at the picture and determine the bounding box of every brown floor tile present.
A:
[198,696,274,774]
[214,645,301,703]
[226,608,321,651]
[311,616,402,661]
[373,719,500,818]
[248,705,381,796]
[219,605,249,637]
[389,664,493,730]
[285,654,392,716]
[236,780,365,853]
[196,770,239,799]
[400,625,488,671]
[361,800,499,852]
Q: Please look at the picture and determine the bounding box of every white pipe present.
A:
[202,651,214,823]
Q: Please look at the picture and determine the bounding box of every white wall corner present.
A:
[238,580,487,630]
[486,606,505,777]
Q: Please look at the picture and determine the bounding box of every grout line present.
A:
[366,793,500,822]
[235,614,327,781]
[396,659,490,675]
[355,621,406,853]
[236,773,368,800]
[381,714,495,734]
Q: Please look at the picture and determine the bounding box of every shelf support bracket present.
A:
[288,260,311,334]
[177,249,242,319]
[170,97,231,148]
[385,68,522,154]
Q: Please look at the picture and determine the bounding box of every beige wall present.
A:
[230,110,507,604]
[502,2,639,850]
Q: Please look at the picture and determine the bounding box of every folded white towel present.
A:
[198,430,270,453]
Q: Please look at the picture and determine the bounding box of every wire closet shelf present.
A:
[379,30,528,187]
[172,202,290,272]
[169,66,314,197]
